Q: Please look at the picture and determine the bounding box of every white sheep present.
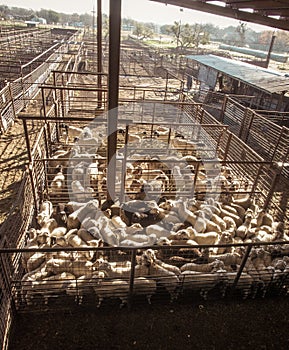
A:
[70,180,94,202]
[37,201,53,226]
[97,260,131,278]
[25,272,75,305]
[92,277,130,308]
[180,269,227,299]
[50,168,65,195]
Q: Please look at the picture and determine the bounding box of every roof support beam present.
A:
[150,0,289,31]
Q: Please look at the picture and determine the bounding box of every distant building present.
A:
[25,20,38,28]
[25,16,47,27]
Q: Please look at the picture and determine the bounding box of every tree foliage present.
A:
[168,21,210,50]
[132,22,154,40]
[37,9,59,24]
[236,21,247,47]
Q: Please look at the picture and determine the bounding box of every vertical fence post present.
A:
[128,249,137,310]
[270,127,285,162]
[22,118,38,212]
[238,107,249,140]
[220,94,228,123]
[263,171,280,211]
[244,109,254,143]
[8,82,16,123]
[223,131,232,162]
[233,245,252,288]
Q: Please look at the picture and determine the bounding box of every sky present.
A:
[1,0,273,31]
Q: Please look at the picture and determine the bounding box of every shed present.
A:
[25,21,39,28]
[187,54,289,111]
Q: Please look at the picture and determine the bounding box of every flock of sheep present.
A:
[18,121,289,309]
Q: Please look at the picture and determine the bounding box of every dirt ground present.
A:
[8,296,289,350]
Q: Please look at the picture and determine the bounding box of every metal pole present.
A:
[97,0,103,108]
[107,0,121,203]
[233,245,252,288]
[128,249,137,309]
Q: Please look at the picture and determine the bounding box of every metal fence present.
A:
[0,100,288,349]
[0,30,80,134]
[4,240,289,314]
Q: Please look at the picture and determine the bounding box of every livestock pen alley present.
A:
[0,24,289,350]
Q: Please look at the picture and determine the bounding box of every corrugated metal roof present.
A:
[187,54,289,94]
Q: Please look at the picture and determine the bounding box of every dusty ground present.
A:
[0,116,42,226]
[9,296,289,350]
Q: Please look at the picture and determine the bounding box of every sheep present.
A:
[25,272,75,305]
[136,250,179,301]
[26,252,46,273]
[50,227,67,240]
[66,199,99,229]
[145,223,172,239]
[77,228,97,244]
[97,260,131,278]
[50,166,65,195]
[180,259,225,273]
[180,269,228,299]
[45,256,95,278]
[235,212,253,240]
[207,252,242,266]
[186,227,219,245]
[70,180,94,202]
[92,277,130,308]
[98,216,120,246]
[147,264,180,302]
[19,263,50,307]
[223,216,237,234]
[131,277,157,304]
[216,203,243,227]
[177,201,197,226]
[66,275,94,305]
[37,201,53,226]
[21,229,39,270]
[48,148,72,168]
[120,234,157,247]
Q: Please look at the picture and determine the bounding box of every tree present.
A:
[168,22,210,50]
[37,9,59,24]
[0,5,9,19]
[169,21,182,48]
[236,21,247,46]
[160,24,171,35]
[274,30,289,52]
[132,22,154,40]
